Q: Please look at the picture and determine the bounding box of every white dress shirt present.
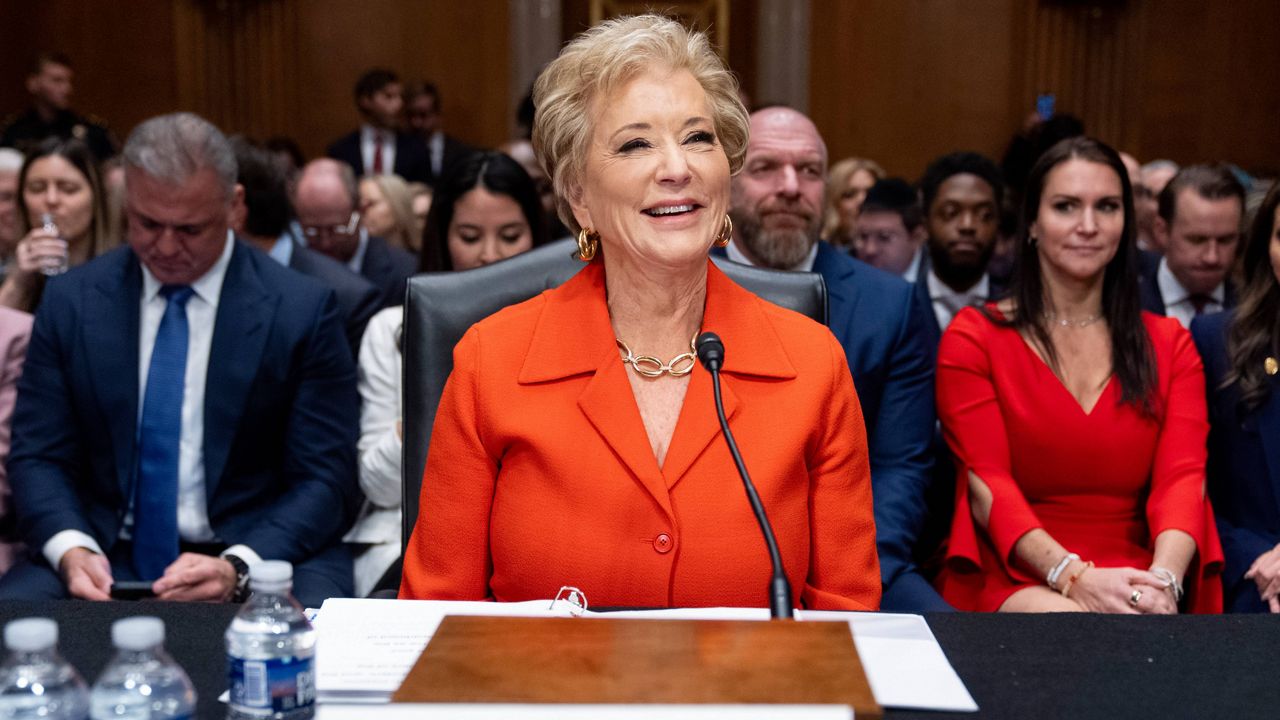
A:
[902,246,925,284]
[347,305,404,596]
[43,233,262,571]
[725,238,819,273]
[360,124,397,176]
[926,268,990,332]
[1157,257,1225,329]
[428,131,445,179]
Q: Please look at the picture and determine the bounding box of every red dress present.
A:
[934,306,1223,612]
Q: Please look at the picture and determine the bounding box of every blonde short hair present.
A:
[532,14,749,235]
[361,174,422,252]
[822,157,886,238]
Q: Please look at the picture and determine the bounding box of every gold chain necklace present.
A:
[1044,311,1103,328]
[616,335,698,378]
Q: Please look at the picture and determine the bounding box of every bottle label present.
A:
[228,655,315,715]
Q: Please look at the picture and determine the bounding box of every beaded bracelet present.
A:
[1047,552,1080,589]
[1060,561,1095,599]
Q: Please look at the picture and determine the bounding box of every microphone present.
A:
[695,331,794,620]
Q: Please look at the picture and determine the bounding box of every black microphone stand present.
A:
[696,332,794,620]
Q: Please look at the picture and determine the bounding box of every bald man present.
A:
[724,107,946,612]
[293,159,417,309]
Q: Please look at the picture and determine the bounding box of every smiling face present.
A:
[569,67,730,271]
[1031,158,1125,286]
[446,187,534,270]
[729,107,827,269]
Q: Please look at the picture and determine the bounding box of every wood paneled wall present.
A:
[810,0,1280,182]
[1,1,1275,178]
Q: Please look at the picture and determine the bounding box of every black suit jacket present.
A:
[359,235,418,309]
[287,241,381,352]
[326,129,430,184]
[8,242,361,573]
[425,133,475,187]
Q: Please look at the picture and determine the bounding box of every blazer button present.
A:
[653,533,673,553]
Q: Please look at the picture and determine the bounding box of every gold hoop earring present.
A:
[577,227,599,261]
[714,214,733,248]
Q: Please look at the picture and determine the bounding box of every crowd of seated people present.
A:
[0,15,1276,616]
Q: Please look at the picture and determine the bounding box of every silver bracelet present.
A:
[1047,552,1080,589]
[1150,566,1184,601]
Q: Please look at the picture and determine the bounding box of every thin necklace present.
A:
[1043,311,1103,328]
[616,335,698,378]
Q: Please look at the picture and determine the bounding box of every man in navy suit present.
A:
[293,159,418,310]
[725,107,946,611]
[0,113,360,607]
[326,68,430,184]
[1140,164,1243,327]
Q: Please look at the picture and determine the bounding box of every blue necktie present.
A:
[133,285,195,580]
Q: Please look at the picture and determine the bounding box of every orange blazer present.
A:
[400,259,881,610]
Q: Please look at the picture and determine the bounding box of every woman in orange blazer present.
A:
[399,15,881,610]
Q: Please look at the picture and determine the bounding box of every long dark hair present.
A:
[1225,182,1280,411]
[1002,136,1156,414]
[418,150,550,272]
[16,136,111,259]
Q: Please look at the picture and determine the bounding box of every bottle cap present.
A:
[4,618,57,652]
[111,616,164,651]
[250,560,293,588]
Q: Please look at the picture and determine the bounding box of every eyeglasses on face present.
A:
[300,211,360,240]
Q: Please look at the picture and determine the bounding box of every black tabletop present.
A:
[1,600,1275,720]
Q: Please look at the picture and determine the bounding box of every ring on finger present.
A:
[1129,589,1143,607]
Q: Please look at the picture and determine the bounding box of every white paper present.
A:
[317,704,852,720]
[313,599,977,712]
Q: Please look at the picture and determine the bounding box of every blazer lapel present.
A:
[203,243,273,498]
[520,262,673,517]
[1259,379,1280,511]
[660,263,796,490]
[812,241,858,332]
[86,252,142,499]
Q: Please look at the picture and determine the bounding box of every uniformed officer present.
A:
[0,52,115,162]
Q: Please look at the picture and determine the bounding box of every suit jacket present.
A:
[359,235,418,309]
[0,307,33,573]
[400,260,881,610]
[911,250,1007,349]
[8,242,361,569]
[287,241,381,352]
[811,243,938,594]
[425,133,475,187]
[1139,257,1238,317]
[326,129,430,184]
[1191,310,1280,612]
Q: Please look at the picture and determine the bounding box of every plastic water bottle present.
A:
[0,617,89,719]
[226,561,316,719]
[89,617,195,720]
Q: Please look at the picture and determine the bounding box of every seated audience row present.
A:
[0,14,1273,616]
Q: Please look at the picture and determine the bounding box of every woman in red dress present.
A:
[935,137,1223,613]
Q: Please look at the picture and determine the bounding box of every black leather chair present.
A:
[396,238,828,575]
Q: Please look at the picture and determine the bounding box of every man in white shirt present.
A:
[1,113,360,607]
[852,177,927,282]
[325,69,430,184]
[914,152,1006,344]
[1141,164,1244,328]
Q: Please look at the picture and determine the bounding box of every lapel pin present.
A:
[1266,357,1278,376]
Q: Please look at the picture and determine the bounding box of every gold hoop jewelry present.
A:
[576,227,599,262]
[1266,356,1278,376]
[715,214,733,248]
[616,336,698,378]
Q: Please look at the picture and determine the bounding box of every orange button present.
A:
[653,533,673,553]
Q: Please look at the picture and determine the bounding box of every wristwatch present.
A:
[225,554,251,602]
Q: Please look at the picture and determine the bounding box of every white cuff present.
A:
[220,544,263,568]
[43,530,104,571]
